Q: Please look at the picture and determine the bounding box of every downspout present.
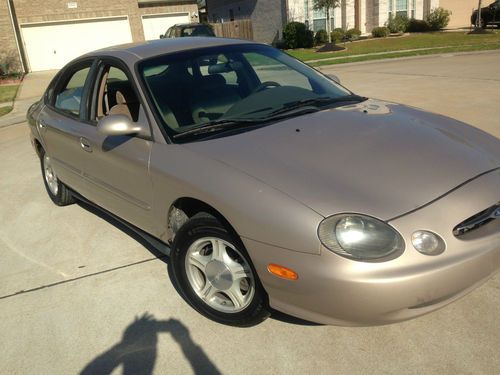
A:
[6,0,28,73]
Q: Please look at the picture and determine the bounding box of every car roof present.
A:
[85,37,256,61]
[173,23,209,28]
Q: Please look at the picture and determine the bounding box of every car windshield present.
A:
[180,25,215,37]
[139,44,356,140]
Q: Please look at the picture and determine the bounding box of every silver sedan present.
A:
[27,37,500,326]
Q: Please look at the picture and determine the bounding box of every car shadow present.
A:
[80,313,222,375]
[77,200,322,327]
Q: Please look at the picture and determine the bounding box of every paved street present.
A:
[0,52,499,375]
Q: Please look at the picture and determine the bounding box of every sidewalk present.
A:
[0,70,58,128]
[304,43,500,63]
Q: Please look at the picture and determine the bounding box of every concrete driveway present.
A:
[0,52,499,375]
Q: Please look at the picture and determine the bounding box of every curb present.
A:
[315,49,500,69]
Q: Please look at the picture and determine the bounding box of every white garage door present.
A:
[21,17,133,72]
[142,13,190,40]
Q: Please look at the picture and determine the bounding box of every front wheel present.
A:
[170,215,269,327]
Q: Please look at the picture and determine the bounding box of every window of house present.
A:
[396,0,408,16]
[55,65,91,117]
[312,7,334,32]
[229,9,234,21]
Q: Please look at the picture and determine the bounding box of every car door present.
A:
[38,59,97,195]
[76,60,155,233]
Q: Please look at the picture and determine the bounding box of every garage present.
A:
[20,17,133,72]
[141,12,191,40]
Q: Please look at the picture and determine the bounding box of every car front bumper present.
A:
[244,169,500,326]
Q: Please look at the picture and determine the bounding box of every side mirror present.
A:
[159,34,164,39]
[327,74,341,84]
[97,114,149,137]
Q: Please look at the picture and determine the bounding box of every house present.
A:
[207,0,287,45]
[440,0,481,28]
[207,0,480,44]
[1,0,200,72]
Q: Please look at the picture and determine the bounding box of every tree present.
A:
[312,0,341,43]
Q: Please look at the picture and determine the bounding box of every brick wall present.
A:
[13,0,198,43]
[439,0,478,28]
[207,0,285,44]
[0,1,22,73]
[1,0,198,72]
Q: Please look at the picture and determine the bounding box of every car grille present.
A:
[453,203,500,237]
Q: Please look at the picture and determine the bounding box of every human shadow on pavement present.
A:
[80,313,221,375]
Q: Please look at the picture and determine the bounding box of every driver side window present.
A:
[95,65,141,123]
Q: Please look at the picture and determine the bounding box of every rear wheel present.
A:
[40,149,75,206]
[170,215,269,326]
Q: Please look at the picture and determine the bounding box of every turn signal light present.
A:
[267,264,298,280]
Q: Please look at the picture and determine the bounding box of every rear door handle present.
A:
[79,137,92,152]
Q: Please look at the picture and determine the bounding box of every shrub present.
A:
[346,28,362,40]
[0,50,20,76]
[372,26,390,38]
[304,29,314,48]
[330,30,343,43]
[386,14,410,33]
[331,28,348,43]
[283,22,308,49]
[314,29,329,45]
[407,18,430,32]
[426,7,451,31]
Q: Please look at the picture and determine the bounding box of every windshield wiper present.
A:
[173,118,260,140]
[266,95,367,118]
[173,95,367,140]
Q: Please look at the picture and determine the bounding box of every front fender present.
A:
[150,143,323,254]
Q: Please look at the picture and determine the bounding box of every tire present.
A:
[170,215,269,327]
[40,149,75,206]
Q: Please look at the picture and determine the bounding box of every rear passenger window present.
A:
[55,66,91,117]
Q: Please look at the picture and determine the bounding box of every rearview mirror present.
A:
[97,114,149,137]
[327,74,341,84]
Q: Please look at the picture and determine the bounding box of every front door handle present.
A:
[39,120,48,129]
[79,137,92,152]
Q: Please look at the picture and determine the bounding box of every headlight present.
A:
[318,214,405,260]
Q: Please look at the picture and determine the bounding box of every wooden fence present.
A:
[210,19,253,41]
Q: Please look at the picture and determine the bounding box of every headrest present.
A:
[200,74,226,88]
[116,91,127,105]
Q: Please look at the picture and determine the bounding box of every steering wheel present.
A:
[252,81,281,93]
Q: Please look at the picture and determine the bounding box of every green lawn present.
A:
[286,32,500,62]
[0,106,13,117]
[0,85,20,103]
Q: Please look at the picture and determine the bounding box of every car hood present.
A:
[184,100,500,220]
